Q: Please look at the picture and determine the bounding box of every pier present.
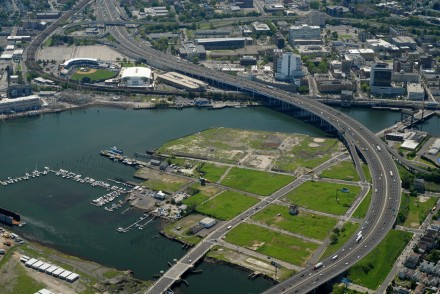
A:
[116,214,156,233]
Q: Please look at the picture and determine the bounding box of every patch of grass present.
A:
[353,190,372,219]
[70,68,117,82]
[182,184,222,208]
[320,160,360,182]
[207,246,295,281]
[348,230,412,289]
[197,163,229,183]
[285,181,361,215]
[321,222,359,259]
[103,269,120,279]
[220,167,294,196]
[162,214,207,245]
[398,193,437,228]
[136,168,192,193]
[225,223,319,266]
[274,137,342,172]
[9,263,45,294]
[251,204,338,240]
[361,163,372,183]
[196,190,259,220]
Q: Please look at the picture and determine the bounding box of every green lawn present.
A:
[70,68,118,82]
[321,222,359,259]
[182,184,222,208]
[348,230,412,289]
[8,263,45,294]
[320,160,360,182]
[285,181,361,215]
[353,190,372,219]
[198,163,229,183]
[225,223,319,266]
[398,193,437,228]
[361,164,372,183]
[196,190,259,220]
[251,204,338,240]
[220,167,294,196]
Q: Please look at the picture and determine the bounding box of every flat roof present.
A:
[25,258,38,266]
[158,72,206,89]
[52,268,65,276]
[46,265,59,273]
[31,261,44,269]
[120,67,152,79]
[195,37,252,43]
[60,270,73,279]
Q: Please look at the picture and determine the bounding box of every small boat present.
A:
[110,146,123,155]
[117,227,125,233]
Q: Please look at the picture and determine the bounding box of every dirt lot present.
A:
[37,45,127,63]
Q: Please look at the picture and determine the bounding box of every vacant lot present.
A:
[348,230,412,289]
[197,163,229,183]
[220,167,293,196]
[162,214,207,245]
[273,137,342,172]
[320,160,360,182]
[196,190,259,220]
[225,223,319,266]
[136,168,193,193]
[398,194,437,228]
[285,181,361,215]
[182,184,223,208]
[251,204,338,240]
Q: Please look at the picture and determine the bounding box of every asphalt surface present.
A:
[80,2,403,293]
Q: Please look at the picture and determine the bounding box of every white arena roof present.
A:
[120,67,152,79]
[61,58,99,68]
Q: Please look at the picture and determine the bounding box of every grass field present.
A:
[196,190,259,220]
[273,137,342,172]
[197,163,229,183]
[321,222,359,259]
[251,204,338,240]
[225,223,319,266]
[136,168,193,193]
[399,193,436,228]
[353,190,372,219]
[70,68,117,82]
[220,167,293,196]
[320,160,360,182]
[361,163,372,183]
[182,184,223,208]
[285,181,361,215]
[348,230,412,289]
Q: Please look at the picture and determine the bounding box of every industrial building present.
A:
[370,63,404,96]
[178,42,206,61]
[119,67,153,87]
[194,37,253,50]
[199,217,216,228]
[0,95,42,114]
[157,72,206,91]
[308,11,326,26]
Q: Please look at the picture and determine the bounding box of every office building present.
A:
[289,24,321,45]
[274,52,303,81]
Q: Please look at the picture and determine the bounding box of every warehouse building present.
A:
[194,37,253,50]
[119,67,153,88]
[157,72,206,91]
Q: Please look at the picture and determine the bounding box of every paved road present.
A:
[91,2,403,293]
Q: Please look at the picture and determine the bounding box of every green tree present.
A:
[310,1,320,9]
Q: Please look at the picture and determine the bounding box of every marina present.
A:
[117,213,156,233]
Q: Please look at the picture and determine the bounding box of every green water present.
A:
[0,106,403,292]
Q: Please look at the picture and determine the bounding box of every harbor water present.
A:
[0,106,408,292]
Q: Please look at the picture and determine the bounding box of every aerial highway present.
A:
[102,1,402,293]
[25,1,402,293]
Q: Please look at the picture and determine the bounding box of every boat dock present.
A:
[116,214,155,233]
[0,167,49,186]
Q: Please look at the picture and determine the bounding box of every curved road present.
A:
[97,1,401,293]
[27,1,402,293]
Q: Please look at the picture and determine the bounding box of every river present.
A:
[0,106,415,293]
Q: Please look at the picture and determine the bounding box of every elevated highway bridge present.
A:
[23,1,431,292]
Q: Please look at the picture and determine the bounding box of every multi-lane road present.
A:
[24,1,402,293]
[96,2,402,293]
